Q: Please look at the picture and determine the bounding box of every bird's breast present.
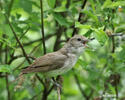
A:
[61,53,78,72]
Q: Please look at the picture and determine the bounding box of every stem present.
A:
[111,36,115,53]
[40,0,46,54]
[73,69,89,100]
[57,87,61,100]
[72,0,87,36]
[5,44,11,100]
[5,73,11,100]
[8,0,14,17]
[5,15,31,64]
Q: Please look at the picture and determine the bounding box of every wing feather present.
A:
[22,51,67,73]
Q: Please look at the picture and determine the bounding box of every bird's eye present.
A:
[77,38,81,41]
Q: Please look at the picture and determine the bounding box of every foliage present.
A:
[0,0,125,100]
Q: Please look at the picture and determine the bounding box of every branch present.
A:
[22,34,55,47]
[46,85,55,95]
[40,0,46,54]
[73,69,89,100]
[5,73,11,100]
[5,14,31,64]
[1,33,56,53]
[8,55,35,64]
[35,74,45,87]
[5,44,11,100]
[57,87,61,100]
[19,27,30,40]
[7,0,14,17]
[13,43,41,71]
[9,27,30,59]
[53,27,65,51]
[72,0,87,36]
[111,36,115,53]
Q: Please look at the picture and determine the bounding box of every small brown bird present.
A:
[21,35,88,77]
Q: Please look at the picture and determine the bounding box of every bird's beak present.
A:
[82,39,89,47]
[82,39,89,44]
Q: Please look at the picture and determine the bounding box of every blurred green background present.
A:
[0,0,125,100]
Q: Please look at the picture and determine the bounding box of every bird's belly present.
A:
[44,56,78,77]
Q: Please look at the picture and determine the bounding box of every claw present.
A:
[51,78,62,89]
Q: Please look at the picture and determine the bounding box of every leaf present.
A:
[102,0,112,9]
[118,45,125,61]
[92,28,108,46]
[54,7,67,12]
[0,65,13,73]
[77,59,88,68]
[47,0,56,8]
[102,0,125,9]
[53,13,70,27]
[84,29,93,37]
[115,24,125,33]
[19,0,32,13]
[75,22,91,29]
[82,10,99,25]
[0,38,15,49]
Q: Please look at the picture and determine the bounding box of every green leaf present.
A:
[75,22,91,29]
[102,0,112,9]
[54,7,67,12]
[0,65,13,73]
[19,0,32,13]
[0,38,15,49]
[92,28,108,46]
[115,24,125,33]
[84,29,93,37]
[82,10,99,25]
[118,45,125,61]
[47,0,56,8]
[77,59,88,68]
[53,13,70,27]
[102,0,125,9]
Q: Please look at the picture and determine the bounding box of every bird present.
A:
[21,35,89,77]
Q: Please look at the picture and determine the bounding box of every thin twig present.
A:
[7,0,14,17]
[13,43,41,71]
[40,0,46,54]
[20,34,55,47]
[47,85,55,95]
[35,74,45,87]
[53,27,64,51]
[1,34,56,53]
[73,70,88,98]
[8,55,35,64]
[72,0,87,36]
[5,44,11,100]
[5,14,31,64]
[57,87,61,100]
[19,27,30,40]
[73,69,89,100]
[5,73,11,100]
[115,84,118,99]
[111,36,115,53]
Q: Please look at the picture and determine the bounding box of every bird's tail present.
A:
[12,73,26,91]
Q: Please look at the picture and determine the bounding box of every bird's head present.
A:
[64,35,89,55]
[68,35,88,48]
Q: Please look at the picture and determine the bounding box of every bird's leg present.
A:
[51,77,62,89]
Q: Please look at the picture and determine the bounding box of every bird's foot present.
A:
[51,77,62,89]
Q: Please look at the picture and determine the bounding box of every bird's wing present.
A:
[22,52,67,73]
